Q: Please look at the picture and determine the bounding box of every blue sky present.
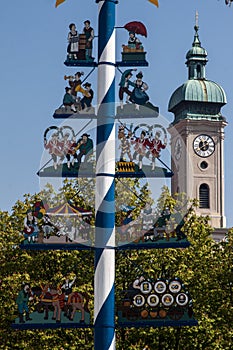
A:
[0,0,233,226]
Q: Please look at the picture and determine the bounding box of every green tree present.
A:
[115,190,233,349]
[0,185,232,349]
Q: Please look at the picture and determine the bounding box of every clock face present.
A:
[174,138,182,160]
[193,134,215,158]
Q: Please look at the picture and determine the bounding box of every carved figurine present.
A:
[65,20,95,62]
[61,275,76,317]
[128,71,158,111]
[80,82,94,110]
[75,133,94,165]
[14,279,91,325]
[146,131,167,170]
[23,209,39,243]
[67,23,79,60]
[16,283,33,323]
[83,20,94,60]
[54,74,94,116]
[129,71,149,110]
[140,203,154,232]
[120,21,148,65]
[130,130,148,170]
[63,87,77,113]
[128,31,143,50]
[118,125,133,162]
[42,214,59,239]
[67,71,85,98]
[60,132,78,168]
[44,132,64,170]
[118,68,137,109]
[122,21,147,53]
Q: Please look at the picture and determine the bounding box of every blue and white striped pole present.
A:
[95,1,116,349]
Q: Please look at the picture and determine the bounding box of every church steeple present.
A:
[185,12,208,80]
[168,13,227,230]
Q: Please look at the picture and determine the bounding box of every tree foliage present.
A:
[0,184,232,349]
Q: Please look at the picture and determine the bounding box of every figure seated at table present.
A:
[122,31,144,53]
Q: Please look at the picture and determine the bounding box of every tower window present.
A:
[200,161,208,170]
[197,64,201,78]
[199,183,210,208]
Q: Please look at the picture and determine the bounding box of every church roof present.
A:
[168,79,227,112]
[185,25,208,62]
[168,21,227,114]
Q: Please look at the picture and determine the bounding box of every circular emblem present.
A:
[169,280,182,294]
[176,293,189,306]
[162,294,174,307]
[140,281,152,294]
[133,294,145,307]
[154,281,167,294]
[147,294,159,307]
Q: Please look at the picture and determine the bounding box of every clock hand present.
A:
[196,141,209,152]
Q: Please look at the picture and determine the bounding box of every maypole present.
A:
[12,1,199,349]
[94,1,116,349]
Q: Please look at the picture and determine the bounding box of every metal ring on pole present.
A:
[98,61,116,67]
[96,0,118,4]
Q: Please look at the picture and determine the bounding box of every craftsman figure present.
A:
[75,133,94,165]
[118,68,137,109]
[80,82,94,110]
[83,20,94,60]
[16,283,33,323]
[63,87,77,113]
[128,31,143,50]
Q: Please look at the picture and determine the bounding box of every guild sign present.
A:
[117,276,197,327]
[12,278,91,329]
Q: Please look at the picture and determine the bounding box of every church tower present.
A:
[168,20,227,229]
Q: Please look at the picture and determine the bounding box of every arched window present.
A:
[197,64,201,78]
[199,183,210,208]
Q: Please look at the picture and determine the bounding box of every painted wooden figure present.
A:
[23,209,39,243]
[118,125,133,162]
[118,69,137,109]
[67,23,79,60]
[16,283,33,323]
[83,20,94,60]
[146,130,167,170]
[44,132,64,170]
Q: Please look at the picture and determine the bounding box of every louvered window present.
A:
[197,64,201,78]
[199,184,210,208]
